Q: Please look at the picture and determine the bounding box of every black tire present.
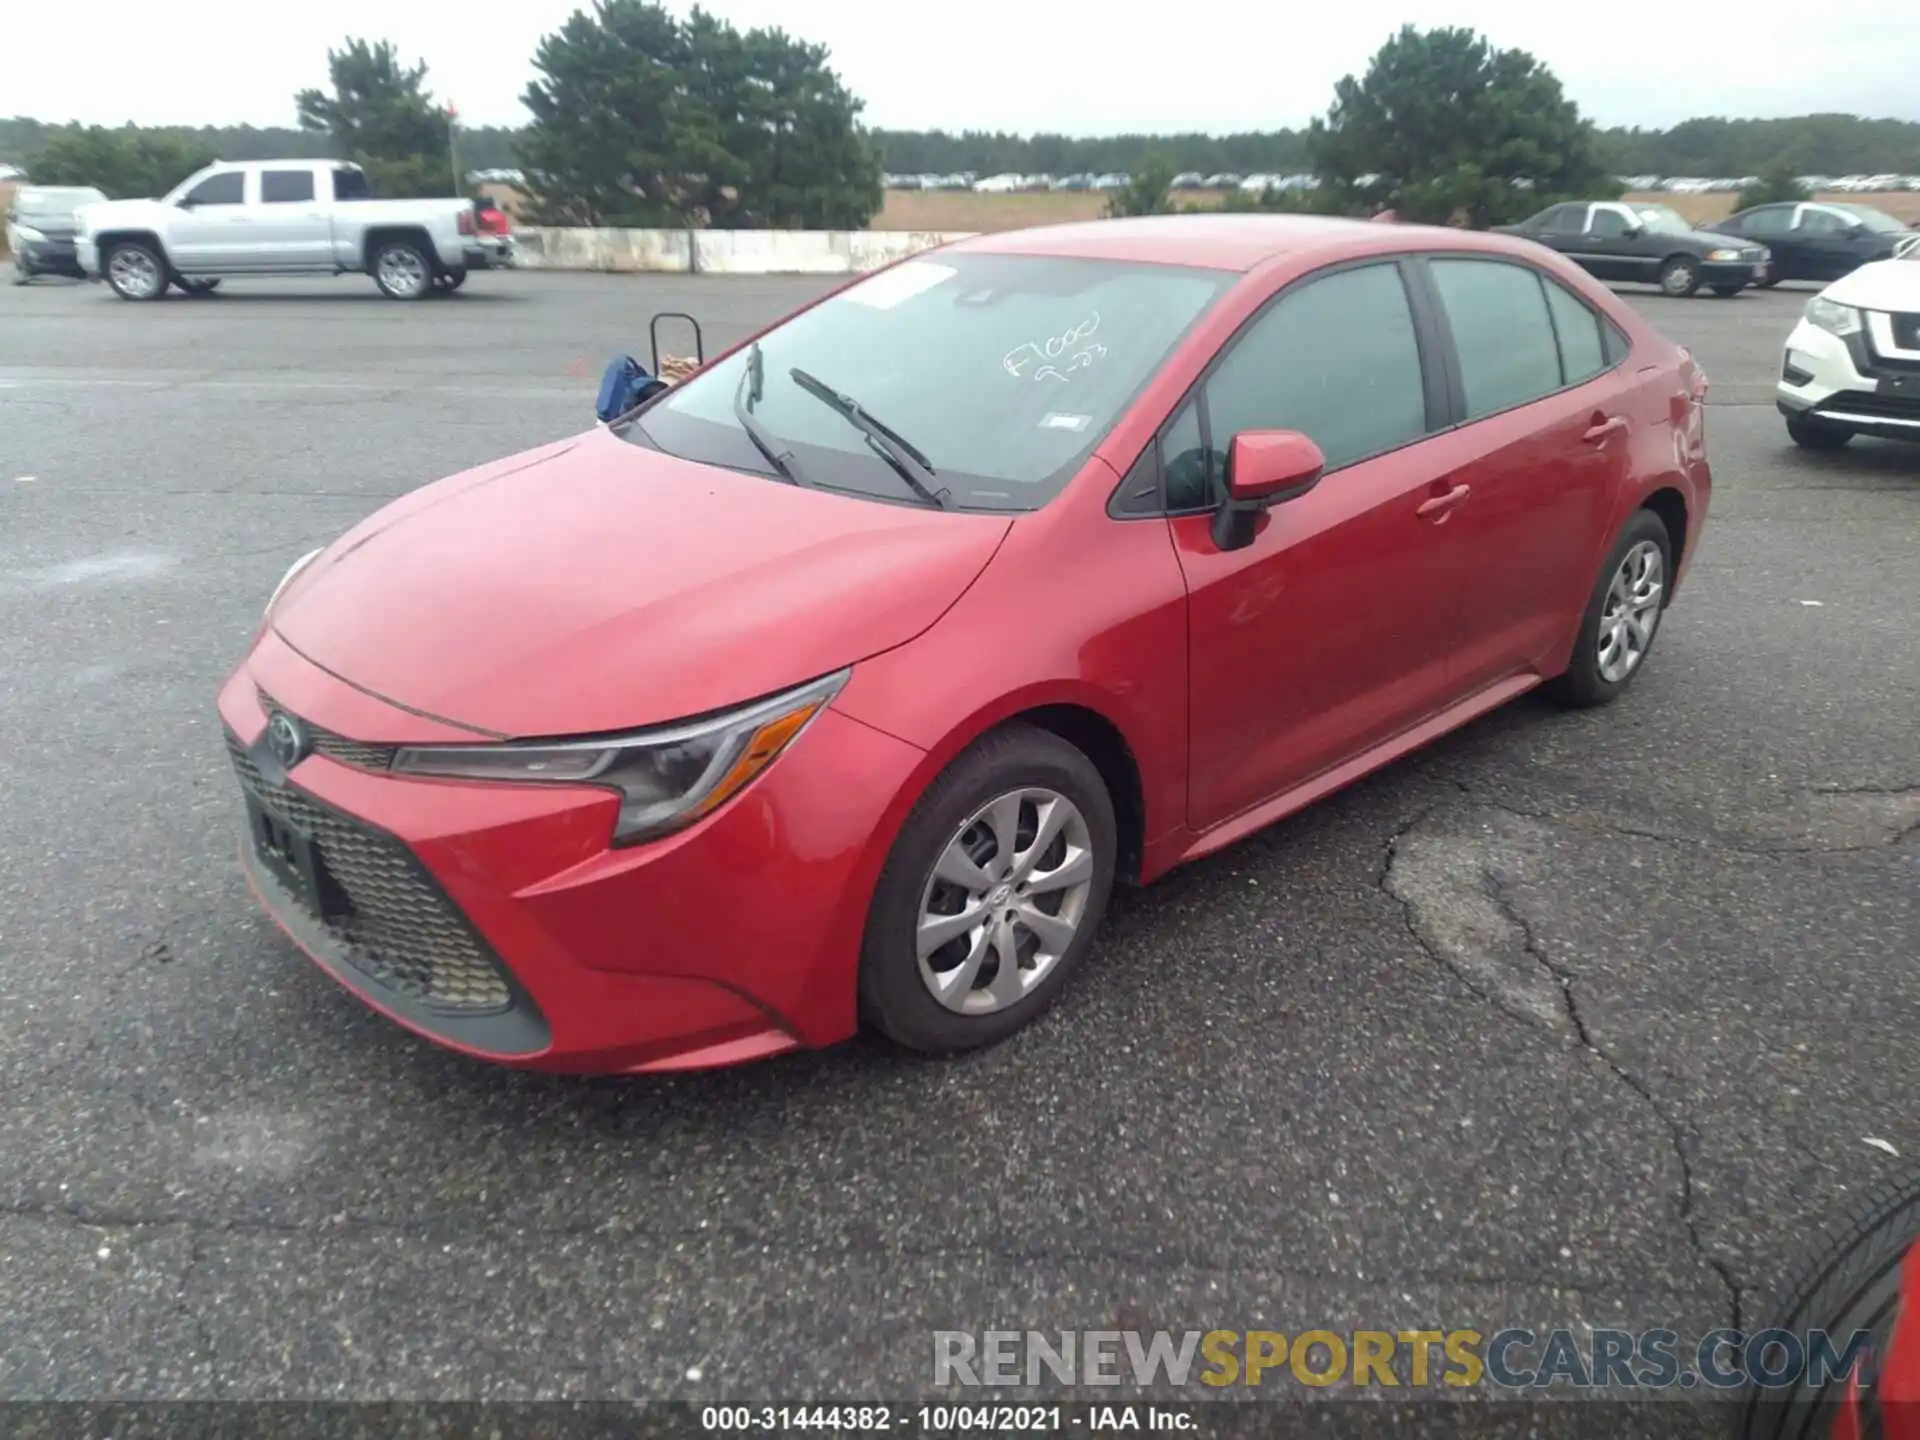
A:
[173,276,220,296]
[369,238,434,300]
[1660,255,1704,297]
[1711,285,1744,297]
[1732,1167,1920,1439]
[103,240,169,301]
[859,723,1117,1054]
[1786,415,1854,451]
[1547,508,1674,709]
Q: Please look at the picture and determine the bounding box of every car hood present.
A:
[270,426,1013,737]
[1823,257,1920,310]
[76,197,171,232]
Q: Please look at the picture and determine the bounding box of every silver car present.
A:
[9,185,109,284]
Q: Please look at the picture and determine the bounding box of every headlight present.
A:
[1706,248,1743,262]
[392,668,850,845]
[12,223,46,244]
[1805,297,1863,338]
[266,547,323,616]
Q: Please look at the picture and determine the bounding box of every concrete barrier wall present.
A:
[512,226,975,275]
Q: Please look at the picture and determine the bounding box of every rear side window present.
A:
[1740,207,1792,238]
[261,170,315,204]
[1542,278,1606,384]
[1200,262,1429,478]
[1429,259,1562,417]
[183,172,244,206]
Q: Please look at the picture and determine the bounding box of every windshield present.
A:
[632,253,1235,511]
[1634,206,1695,236]
[1834,205,1911,235]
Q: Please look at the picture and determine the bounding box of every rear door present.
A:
[167,169,249,271]
[1411,256,1634,692]
[250,167,332,270]
[1730,205,1796,278]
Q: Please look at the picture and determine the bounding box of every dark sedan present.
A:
[7,184,108,283]
[1705,200,1918,287]
[1494,200,1769,297]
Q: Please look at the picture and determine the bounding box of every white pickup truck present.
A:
[75,159,513,301]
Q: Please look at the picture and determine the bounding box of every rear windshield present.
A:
[631,253,1235,512]
[16,187,106,217]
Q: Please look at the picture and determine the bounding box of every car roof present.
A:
[947,213,1552,273]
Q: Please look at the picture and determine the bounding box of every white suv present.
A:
[1777,239,1920,449]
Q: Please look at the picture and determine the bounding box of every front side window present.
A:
[183,171,244,206]
[261,170,315,204]
[1797,207,1851,235]
[1430,258,1562,418]
[1631,205,1696,236]
[1590,208,1632,238]
[334,168,371,200]
[634,253,1235,512]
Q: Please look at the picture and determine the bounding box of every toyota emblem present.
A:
[265,710,311,769]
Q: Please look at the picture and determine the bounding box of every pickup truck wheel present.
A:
[371,240,432,300]
[173,277,220,296]
[105,241,168,301]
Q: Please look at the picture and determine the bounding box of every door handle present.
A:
[1416,483,1471,520]
[1583,416,1628,444]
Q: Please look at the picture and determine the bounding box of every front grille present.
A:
[256,688,398,770]
[1815,389,1920,423]
[228,733,513,1013]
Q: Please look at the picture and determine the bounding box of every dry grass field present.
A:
[877,186,1920,232]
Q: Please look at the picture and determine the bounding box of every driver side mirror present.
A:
[1623,225,1644,240]
[176,196,197,208]
[1211,430,1325,552]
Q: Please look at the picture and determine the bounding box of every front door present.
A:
[1170,259,1466,831]
[167,169,250,272]
[1585,205,1653,284]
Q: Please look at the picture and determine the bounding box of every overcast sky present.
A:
[13,0,1920,134]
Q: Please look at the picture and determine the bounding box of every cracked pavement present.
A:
[1,274,1915,1413]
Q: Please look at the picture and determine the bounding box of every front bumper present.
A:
[1776,318,1920,441]
[1699,258,1765,289]
[218,632,925,1072]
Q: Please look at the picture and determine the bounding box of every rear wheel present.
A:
[859,724,1116,1054]
[104,241,168,300]
[1786,415,1854,451]
[370,239,433,300]
[1547,509,1672,708]
[1659,255,1703,297]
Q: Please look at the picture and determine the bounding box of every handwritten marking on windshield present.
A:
[1003,314,1103,383]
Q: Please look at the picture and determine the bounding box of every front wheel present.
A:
[370,240,433,300]
[1787,415,1854,451]
[1659,255,1703,297]
[104,241,169,300]
[1547,509,1673,709]
[859,724,1117,1054]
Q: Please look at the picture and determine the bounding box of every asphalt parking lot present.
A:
[1,269,1916,1417]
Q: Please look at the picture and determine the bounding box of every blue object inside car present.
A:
[596,356,668,423]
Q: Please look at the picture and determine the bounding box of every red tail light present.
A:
[457,209,475,236]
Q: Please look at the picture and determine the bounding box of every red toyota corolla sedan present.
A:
[220,214,1711,1073]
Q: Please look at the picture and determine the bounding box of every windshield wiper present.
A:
[734,344,811,489]
[786,367,952,510]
